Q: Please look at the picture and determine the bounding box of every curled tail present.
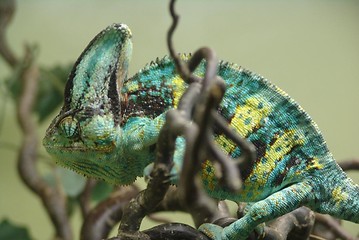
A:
[316,162,359,223]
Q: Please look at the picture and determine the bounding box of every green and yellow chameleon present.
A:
[43,24,358,239]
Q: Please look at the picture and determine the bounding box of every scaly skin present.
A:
[43,24,358,239]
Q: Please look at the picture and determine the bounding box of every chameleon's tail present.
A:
[318,163,359,223]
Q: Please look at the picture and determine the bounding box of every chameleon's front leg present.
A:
[122,112,186,182]
[122,114,166,150]
[199,182,314,240]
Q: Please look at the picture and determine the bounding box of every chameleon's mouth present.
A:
[43,141,116,153]
[44,145,135,185]
[44,144,88,152]
[44,143,115,153]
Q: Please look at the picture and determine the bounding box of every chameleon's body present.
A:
[43,24,358,239]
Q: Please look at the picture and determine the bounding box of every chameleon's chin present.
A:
[43,144,135,185]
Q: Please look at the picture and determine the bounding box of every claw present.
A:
[254,223,265,238]
[143,163,154,182]
[198,223,224,240]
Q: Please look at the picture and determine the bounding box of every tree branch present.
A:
[81,185,139,240]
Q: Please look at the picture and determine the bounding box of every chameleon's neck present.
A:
[317,160,359,223]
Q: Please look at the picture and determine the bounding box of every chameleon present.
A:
[43,23,358,239]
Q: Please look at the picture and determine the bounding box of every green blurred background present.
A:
[0,0,358,239]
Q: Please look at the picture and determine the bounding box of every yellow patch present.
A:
[332,187,348,206]
[215,134,237,154]
[265,130,303,163]
[127,82,139,92]
[230,97,270,137]
[306,157,324,171]
[94,141,116,153]
[242,129,304,194]
[172,76,186,107]
[201,160,216,191]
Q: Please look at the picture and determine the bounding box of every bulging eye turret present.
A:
[59,116,80,140]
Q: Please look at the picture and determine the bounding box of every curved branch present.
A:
[0,0,18,67]
[142,223,210,240]
[81,185,139,240]
[16,45,73,240]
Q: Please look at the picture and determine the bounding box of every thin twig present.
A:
[167,0,191,83]
[339,159,359,171]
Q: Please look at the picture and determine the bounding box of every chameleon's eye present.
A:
[59,116,80,140]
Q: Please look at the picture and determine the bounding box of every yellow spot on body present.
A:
[307,157,324,170]
[172,76,186,107]
[332,187,348,206]
[230,97,270,137]
[138,128,145,140]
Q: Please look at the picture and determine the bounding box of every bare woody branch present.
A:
[81,185,140,240]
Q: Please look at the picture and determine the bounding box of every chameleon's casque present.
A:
[43,24,358,240]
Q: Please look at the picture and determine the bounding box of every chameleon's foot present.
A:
[198,223,224,240]
[254,223,265,238]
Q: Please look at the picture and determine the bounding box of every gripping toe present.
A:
[198,223,224,240]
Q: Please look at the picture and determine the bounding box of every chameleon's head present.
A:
[43,23,134,184]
